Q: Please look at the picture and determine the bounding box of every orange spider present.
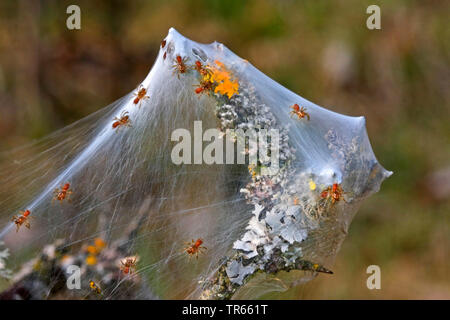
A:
[193,60,210,78]
[112,111,132,131]
[321,183,347,204]
[120,257,137,275]
[133,84,149,106]
[53,183,72,203]
[11,209,32,232]
[290,104,310,121]
[172,55,189,78]
[163,51,167,60]
[194,80,214,96]
[184,238,207,259]
[161,39,166,48]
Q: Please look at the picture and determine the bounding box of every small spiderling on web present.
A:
[320,183,348,205]
[289,104,310,121]
[53,183,72,203]
[172,55,189,78]
[11,209,32,232]
[184,238,207,259]
[120,256,138,275]
[112,111,132,131]
[133,84,149,106]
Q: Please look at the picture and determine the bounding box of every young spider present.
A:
[11,209,31,232]
[290,104,310,121]
[133,84,149,107]
[321,183,347,204]
[112,111,132,131]
[193,60,210,78]
[194,80,214,96]
[163,51,167,60]
[89,281,102,295]
[120,256,137,275]
[53,183,72,203]
[161,39,166,48]
[172,55,189,78]
[184,238,207,259]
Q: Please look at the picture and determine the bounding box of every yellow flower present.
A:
[309,179,316,191]
[215,79,239,99]
[206,60,239,98]
[86,245,98,255]
[86,254,97,265]
[94,238,106,250]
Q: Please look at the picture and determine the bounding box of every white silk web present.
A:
[0,28,391,300]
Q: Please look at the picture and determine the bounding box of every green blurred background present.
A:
[0,0,448,299]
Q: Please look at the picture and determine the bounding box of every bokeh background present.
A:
[0,0,448,299]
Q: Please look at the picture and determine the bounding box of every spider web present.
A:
[0,28,391,300]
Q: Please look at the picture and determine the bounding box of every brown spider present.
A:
[11,210,32,232]
[133,84,149,107]
[193,60,210,78]
[172,55,189,78]
[290,104,310,121]
[194,80,214,96]
[53,183,72,203]
[112,111,132,131]
[120,256,137,274]
[321,183,348,204]
[184,238,207,259]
